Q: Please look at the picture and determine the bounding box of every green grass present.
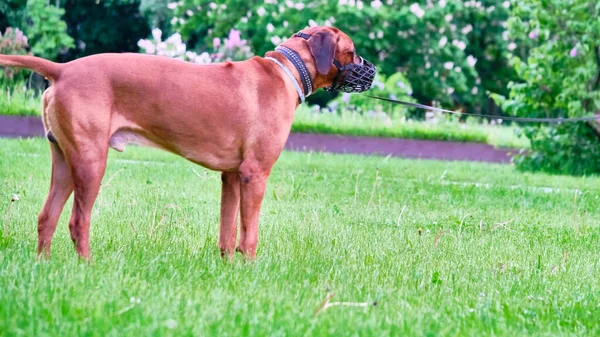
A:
[292,107,530,149]
[1,138,600,336]
[0,86,41,116]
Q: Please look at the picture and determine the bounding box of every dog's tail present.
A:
[0,54,61,82]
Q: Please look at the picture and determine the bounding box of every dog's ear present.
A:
[307,31,338,75]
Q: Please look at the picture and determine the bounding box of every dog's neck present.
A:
[273,45,314,97]
[264,46,319,103]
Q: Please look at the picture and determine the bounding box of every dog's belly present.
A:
[109,128,242,171]
[109,129,162,152]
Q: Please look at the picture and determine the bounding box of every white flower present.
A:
[508,42,517,51]
[502,1,510,8]
[461,24,472,35]
[167,2,178,9]
[447,87,455,94]
[186,10,193,16]
[267,23,275,32]
[425,62,431,69]
[444,14,453,22]
[185,51,196,60]
[454,66,462,72]
[502,31,509,41]
[409,3,425,18]
[439,36,448,47]
[152,28,162,41]
[241,17,248,23]
[176,43,186,54]
[368,32,375,39]
[397,81,405,88]
[443,61,454,70]
[209,2,217,9]
[165,319,178,329]
[283,21,289,27]
[339,0,348,4]
[257,6,266,16]
[170,17,178,25]
[439,0,446,7]
[156,42,167,53]
[308,19,318,27]
[166,33,182,45]
[270,36,282,45]
[456,41,466,50]
[295,3,305,10]
[471,87,478,95]
[197,52,212,64]
[357,0,364,9]
[377,31,383,38]
[371,0,382,9]
[466,55,477,67]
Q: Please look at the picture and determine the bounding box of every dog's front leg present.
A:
[236,161,271,260]
[219,172,241,259]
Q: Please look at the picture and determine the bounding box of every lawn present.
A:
[1,138,599,336]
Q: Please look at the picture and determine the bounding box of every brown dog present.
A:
[0,26,374,260]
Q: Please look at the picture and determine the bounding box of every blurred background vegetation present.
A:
[0,0,598,175]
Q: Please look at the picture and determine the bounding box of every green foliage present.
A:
[493,0,600,175]
[0,1,26,32]
[330,72,416,117]
[140,0,174,35]
[22,0,74,60]
[60,0,150,60]
[0,84,40,116]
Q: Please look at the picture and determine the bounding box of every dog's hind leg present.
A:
[219,171,241,259]
[37,142,74,257]
[65,142,109,259]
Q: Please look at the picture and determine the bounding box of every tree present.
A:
[60,0,150,61]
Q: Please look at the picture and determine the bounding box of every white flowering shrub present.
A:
[137,27,253,64]
[138,28,212,63]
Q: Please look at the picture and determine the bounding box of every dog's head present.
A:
[278,26,376,93]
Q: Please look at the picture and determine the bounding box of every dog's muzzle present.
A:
[325,56,376,93]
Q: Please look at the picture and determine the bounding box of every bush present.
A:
[492,0,600,175]
[0,27,29,87]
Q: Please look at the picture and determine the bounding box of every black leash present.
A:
[365,95,600,123]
